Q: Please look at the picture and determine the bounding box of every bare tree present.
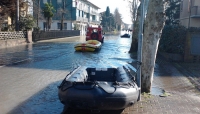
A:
[55,0,69,30]
[129,0,139,24]
[0,0,34,31]
[114,8,122,31]
[0,0,16,30]
[32,0,44,28]
[129,0,140,52]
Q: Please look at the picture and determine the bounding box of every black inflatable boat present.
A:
[58,65,140,110]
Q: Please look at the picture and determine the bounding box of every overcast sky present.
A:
[88,0,133,24]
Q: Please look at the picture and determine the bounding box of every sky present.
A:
[88,0,133,24]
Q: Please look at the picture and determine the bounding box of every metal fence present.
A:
[0,31,26,40]
[32,30,80,42]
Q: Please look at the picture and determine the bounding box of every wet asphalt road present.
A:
[0,32,134,114]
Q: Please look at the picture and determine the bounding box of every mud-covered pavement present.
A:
[0,32,135,114]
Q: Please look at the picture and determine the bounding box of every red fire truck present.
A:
[86,25,104,43]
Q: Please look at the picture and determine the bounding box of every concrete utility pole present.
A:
[137,0,145,101]
[16,0,19,31]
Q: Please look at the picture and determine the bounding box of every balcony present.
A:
[76,17,89,23]
[191,6,200,18]
[90,11,98,15]
[90,20,100,25]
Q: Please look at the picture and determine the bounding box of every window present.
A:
[43,22,47,30]
[57,23,61,29]
[64,23,67,29]
[92,15,95,20]
[57,0,62,4]
[58,23,67,29]
[43,0,47,4]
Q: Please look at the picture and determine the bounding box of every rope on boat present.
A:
[123,61,142,82]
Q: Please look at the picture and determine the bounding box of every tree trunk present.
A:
[129,4,140,53]
[47,18,52,31]
[141,0,166,92]
[61,17,64,30]
[37,0,40,27]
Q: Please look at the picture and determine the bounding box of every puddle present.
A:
[151,87,164,96]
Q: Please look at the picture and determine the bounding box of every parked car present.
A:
[121,33,130,38]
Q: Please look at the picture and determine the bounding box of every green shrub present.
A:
[19,15,35,31]
[1,27,8,31]
[159,25,187,54]
[33,27,40,32]
[188,27,200,32]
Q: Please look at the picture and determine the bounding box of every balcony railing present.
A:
[90,10,98,15]
[191,6,200,18]
[76,17,89,22]
[75,16,100,24]
[90,20,100,24]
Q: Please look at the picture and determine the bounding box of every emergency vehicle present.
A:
[86,25,104,43]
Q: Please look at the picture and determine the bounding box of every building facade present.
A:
[0,0,33,31]
[36,0,100,35]
[179,0,200,28]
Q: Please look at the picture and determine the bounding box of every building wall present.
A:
[38,20,72,31]
[37,0,100,33]
[180,0,200,28]
[179,0,200,62]
[190,18,200,27]
[180,0,190,27]
[194,0,200,7]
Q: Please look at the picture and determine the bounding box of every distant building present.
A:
[35,0,100,35]
[179,0,200,28]
[121,22,132,31]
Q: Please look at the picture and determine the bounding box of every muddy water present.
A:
[0,31,134,114]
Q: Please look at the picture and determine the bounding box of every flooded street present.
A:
[0,31,134,114]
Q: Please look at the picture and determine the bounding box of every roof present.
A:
[85,0,100,9]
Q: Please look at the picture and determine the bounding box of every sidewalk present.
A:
[173,62,200,91]
[122,56,200,114]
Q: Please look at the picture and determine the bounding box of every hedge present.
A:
[159,25,187,54]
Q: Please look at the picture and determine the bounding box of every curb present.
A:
[0,58,32,68]
[36,36,82,42]
[172,62,200,91]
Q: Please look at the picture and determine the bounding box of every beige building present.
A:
[179,0,200,28]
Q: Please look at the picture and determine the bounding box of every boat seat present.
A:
[86,68,116,82]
